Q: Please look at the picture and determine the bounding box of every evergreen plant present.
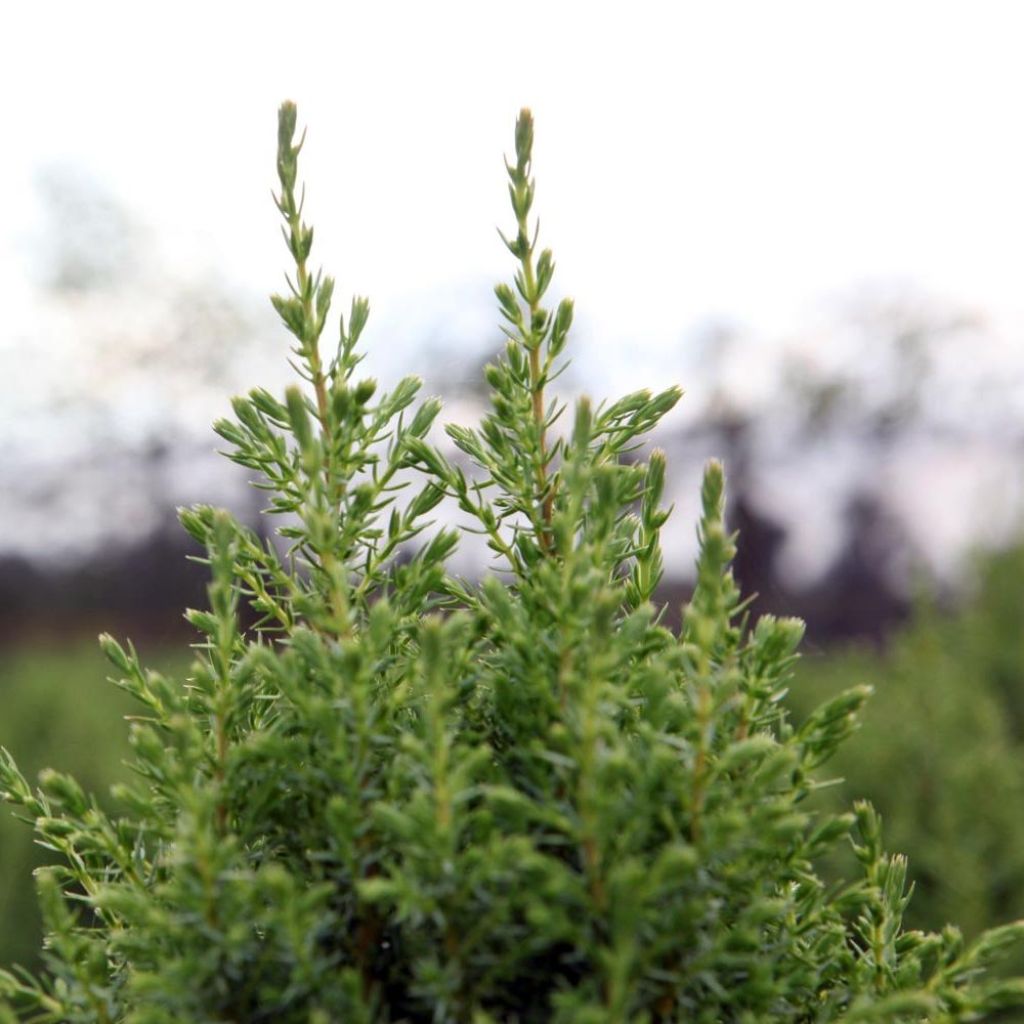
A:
[2,103,1024,1022]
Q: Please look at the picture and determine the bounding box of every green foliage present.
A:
[2,103,1023,1022]
[0,643,186,971]
[954,540,1024,738]
[792,545,1024,949]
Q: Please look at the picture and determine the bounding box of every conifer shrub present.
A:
[3,103,1024,1022]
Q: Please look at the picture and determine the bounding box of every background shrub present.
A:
[792,540,1024,948]
[0,644,186,969]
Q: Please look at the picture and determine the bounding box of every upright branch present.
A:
[682,460,740,844]
[495,109,575,554]
[268,104,373,636]
[440,107,679,593]
[273,102,334,430]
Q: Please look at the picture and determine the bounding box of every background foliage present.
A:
[0,645,186,969]
[791,539,1024,947]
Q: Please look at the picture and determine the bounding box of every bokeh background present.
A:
[4,0,1024,979]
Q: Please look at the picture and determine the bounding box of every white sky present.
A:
[5,1,1024,574]
[6,2,1024,374]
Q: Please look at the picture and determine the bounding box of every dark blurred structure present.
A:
[0,471,913,649]
[655,487,913,646]
[0,518,207,646]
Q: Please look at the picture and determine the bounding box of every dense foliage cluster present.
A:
[2,104,1023,1022]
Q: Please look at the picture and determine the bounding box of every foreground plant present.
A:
[2,103,1023,1023]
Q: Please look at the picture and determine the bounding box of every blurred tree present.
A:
[33,164,145,294]
[659,284,1023,642]
[780,283,991,444]
[2,165,277,566]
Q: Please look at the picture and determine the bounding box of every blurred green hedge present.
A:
[0,641,187,968]
[792,539,1024,949]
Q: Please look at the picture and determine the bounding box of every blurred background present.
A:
[4,0,1024,980]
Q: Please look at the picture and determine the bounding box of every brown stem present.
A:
[583,834,607,913]
[215,711,228,833]
[289,228,352,637]
[690,682,712,845]
[520,243,554,553]
[355,861,383,1001]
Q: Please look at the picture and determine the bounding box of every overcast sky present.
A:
[5,1,1024,572]
[6,2,1024,381]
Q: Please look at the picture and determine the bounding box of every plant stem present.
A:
[286,211,352,637]
[516,216,553,552]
